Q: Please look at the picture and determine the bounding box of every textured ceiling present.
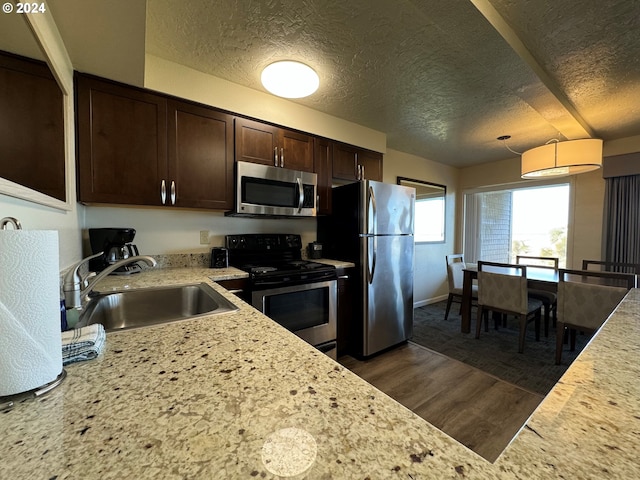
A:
[33,0,640,166]
[59,0,640,168]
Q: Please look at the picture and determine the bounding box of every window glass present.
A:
[464,184,570,266]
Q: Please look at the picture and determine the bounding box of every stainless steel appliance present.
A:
[88,228,141,274]
[226,234,338,359]
[227,161,317,217]
[318,180,415,357]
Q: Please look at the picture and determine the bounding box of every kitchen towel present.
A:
[61,324,106,365]
[0,230,62,396]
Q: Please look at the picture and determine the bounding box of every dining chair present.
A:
[475,261,543,353]
[555,269,635,364]
[444,254,477,321]
[582,259,640,277]
[516,255,559,337]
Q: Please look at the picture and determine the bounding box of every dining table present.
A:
[460,263,558,333]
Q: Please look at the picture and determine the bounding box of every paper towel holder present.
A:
[0,217,22,230]
[0,369,67,405]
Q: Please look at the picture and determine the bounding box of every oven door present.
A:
[251,280,337,348]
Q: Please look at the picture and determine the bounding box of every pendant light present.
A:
[498,136,603,178]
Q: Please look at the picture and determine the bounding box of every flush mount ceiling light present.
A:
[261,61,319,98]
[497,135,603,179]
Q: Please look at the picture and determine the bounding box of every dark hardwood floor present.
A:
[339,341,544,462]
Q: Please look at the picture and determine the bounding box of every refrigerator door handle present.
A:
[367,235,377,284]
[368,185,377,235]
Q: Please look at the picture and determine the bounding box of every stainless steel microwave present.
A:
[229,161,317,217]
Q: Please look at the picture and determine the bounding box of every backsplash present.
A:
[146,253,210,269]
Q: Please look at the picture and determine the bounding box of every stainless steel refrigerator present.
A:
[318,180,415,357]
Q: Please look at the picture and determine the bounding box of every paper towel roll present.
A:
[0,230,62,396]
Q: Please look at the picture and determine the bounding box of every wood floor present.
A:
[339,341,544,462]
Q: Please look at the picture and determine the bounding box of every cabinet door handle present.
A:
[274,147,278,167]
[360,164,365,181]
[280,147,284,167]
[338,275,350,279]
[161,179,167,205]
[170,180,176,205]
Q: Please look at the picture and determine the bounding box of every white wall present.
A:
[383,149,459,306]
[83,207,316,256]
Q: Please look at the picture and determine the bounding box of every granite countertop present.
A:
[313,258,356,269]
[2,268,639,479]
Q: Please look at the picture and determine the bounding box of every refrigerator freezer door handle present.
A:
[368,185,377,235]
[367,236,377,284]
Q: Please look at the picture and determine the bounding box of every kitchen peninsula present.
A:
[2,267,639,479]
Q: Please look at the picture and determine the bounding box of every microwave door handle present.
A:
[297,178,304,212]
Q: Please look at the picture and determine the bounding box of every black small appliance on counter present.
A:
[210,247,229,268]
[88,228,141,275]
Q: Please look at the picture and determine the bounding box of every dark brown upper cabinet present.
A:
[0,51,65,201]
[314,137,333,215]
[76,74,233,210]
[167,100,234,210]
[332,141,383,182]
[235,117,314,172]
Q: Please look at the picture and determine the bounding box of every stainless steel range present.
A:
[226,234,338,359]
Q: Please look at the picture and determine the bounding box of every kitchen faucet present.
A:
[63,253,157,309]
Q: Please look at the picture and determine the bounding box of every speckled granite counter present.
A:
[2,269,639,479]
[313,258,356,269]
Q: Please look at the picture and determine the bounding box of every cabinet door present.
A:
[280,129,314,172]
[167,101,234,209]
[314,138,332,215]
[76,74,167,205]
[332,142,383,182]
[358,150,383,181]
[0,52,65,201]
[234,117,279,166]
[332,142,359,181]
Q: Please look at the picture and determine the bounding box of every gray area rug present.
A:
[411,300,587,395]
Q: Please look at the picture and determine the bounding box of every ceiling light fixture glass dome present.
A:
[261,61,319,98]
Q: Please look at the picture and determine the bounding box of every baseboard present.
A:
[414,294,448,308]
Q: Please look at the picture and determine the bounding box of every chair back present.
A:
[477,261,528,314]
[582,259,640,276]
[446,254,465,291]
[516,255,559,269]
[558,269,635,330]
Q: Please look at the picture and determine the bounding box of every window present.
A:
[398,177,445,243]
[464,184,570,266]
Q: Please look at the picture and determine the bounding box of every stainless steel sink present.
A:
[77,283,238,332]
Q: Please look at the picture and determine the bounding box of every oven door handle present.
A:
[297,177,304,213]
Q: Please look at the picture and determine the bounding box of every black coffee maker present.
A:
[88,228,141,274]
